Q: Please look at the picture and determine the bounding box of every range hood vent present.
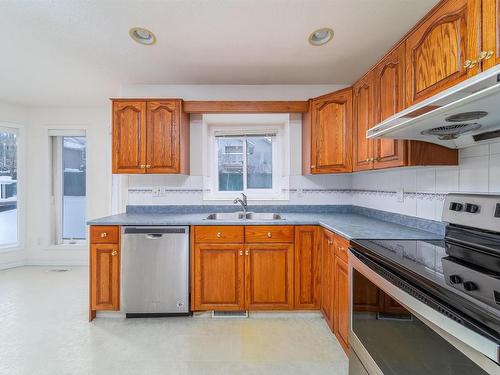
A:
[367,65,500,149]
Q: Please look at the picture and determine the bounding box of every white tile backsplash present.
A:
[125,140,500,222]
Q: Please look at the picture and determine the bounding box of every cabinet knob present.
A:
[328,240,333,245]
[216,232,222,238]
[478,50,494,61]
[239,250,243,256]
[140,164,146,169]
[111,250,117,256]
[146,164,151,169]
[100,232,108,238]
[267,232,272,238]
[463,59,477,69]
[245,250,250,256]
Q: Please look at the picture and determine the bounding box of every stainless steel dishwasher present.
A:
[121,226,190,317]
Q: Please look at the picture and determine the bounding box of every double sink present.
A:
[205,212,284,221]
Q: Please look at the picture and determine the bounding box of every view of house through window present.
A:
[0,127,18,247]
[217,135,273,192]
[53,136,87,243]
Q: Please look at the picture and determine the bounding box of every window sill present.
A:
[0,245,23,254]
[44,244,87,251]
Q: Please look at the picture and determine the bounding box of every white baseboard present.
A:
[24,259,88,267]
[0,260,25,270]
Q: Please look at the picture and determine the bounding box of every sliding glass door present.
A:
[0,126,18,247]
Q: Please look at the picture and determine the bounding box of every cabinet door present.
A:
[90,243,120,311]
[146,100,180,173]
[482,0,500,70]
[112,101,147,174]
[405,0,480,106]
[193,244,245,311]
[334,256,349,353]
[353,72,375,171]
[294,226,320,309]
[246,243,294,310]
[320,230,335,331]
[310,88,353,173]
[374,45,406,169]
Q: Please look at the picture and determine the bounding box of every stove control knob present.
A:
[449,275,462,284]
[449,202,463,211]
[465,203,480,213]
[463,281,478,291]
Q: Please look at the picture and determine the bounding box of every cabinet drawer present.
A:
[245,226,294,243]
[195,226,244,243]
[90,226,119,244]
[335,235,349,262]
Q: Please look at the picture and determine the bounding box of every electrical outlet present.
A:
[396,188,404,203]
[161,187,169,196]
[152,187,161,197]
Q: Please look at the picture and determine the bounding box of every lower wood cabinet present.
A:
[320,229,335,331]
[334,256,349,352]
[246,243,294,310]
[192,243,245,311]
[90,242,120,314]
[294,226,320,309]
[191,225,296,311]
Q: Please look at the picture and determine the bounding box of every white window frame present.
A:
[0,122,24,252]
[202,114,290,201]
[50,129,87,246]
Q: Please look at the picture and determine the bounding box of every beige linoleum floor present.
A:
[0,266,348,375]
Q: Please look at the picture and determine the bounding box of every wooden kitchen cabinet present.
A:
[192,243,245,311]
[246,243,294,310]
[112,99,189,174]
[192,225,296,311]
[294,226,320,309]
[90,243,120,313]
[405,0,480,106]
[303,88,353,174]
[320,229,335,332]
[89,225,121,321]
[482,0,500,70]
[112,101,147,174]
[334,255,349,353]
[353,70,376,172]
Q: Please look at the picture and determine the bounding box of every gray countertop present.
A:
[87,212,442,240]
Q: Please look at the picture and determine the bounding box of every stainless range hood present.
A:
[367,65,500,149]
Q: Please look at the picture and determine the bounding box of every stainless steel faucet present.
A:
[233,193,248,214]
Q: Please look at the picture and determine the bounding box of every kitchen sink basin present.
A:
[205,212,245,220]
[245,212,284,220]
[204,212,284,220]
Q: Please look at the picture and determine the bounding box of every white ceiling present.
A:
[0,0,439,107]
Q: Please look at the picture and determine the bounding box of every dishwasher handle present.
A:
[123,227,188,235]
[146,234,164,239]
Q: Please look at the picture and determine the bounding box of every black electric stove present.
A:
[351,193,500,346]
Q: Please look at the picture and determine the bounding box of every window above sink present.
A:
[201,114,290,201]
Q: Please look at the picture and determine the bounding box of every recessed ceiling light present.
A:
[308,27,334,46]
[129,27,157,45]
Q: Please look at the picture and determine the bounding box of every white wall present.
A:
[24,106,111,265]
[352,141,500,222]
[0,101,28,269]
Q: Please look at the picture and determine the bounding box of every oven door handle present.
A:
[349,247,500,366]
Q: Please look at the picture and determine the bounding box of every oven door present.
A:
[349,248,499,375]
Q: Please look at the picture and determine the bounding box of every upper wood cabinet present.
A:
[405,0,480,106]
[112,101,147,174]
[482,0,500,70]
[112,99,189,174]
[353,71,376,172]
[373,44,407,169]
[303,88,353,174]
